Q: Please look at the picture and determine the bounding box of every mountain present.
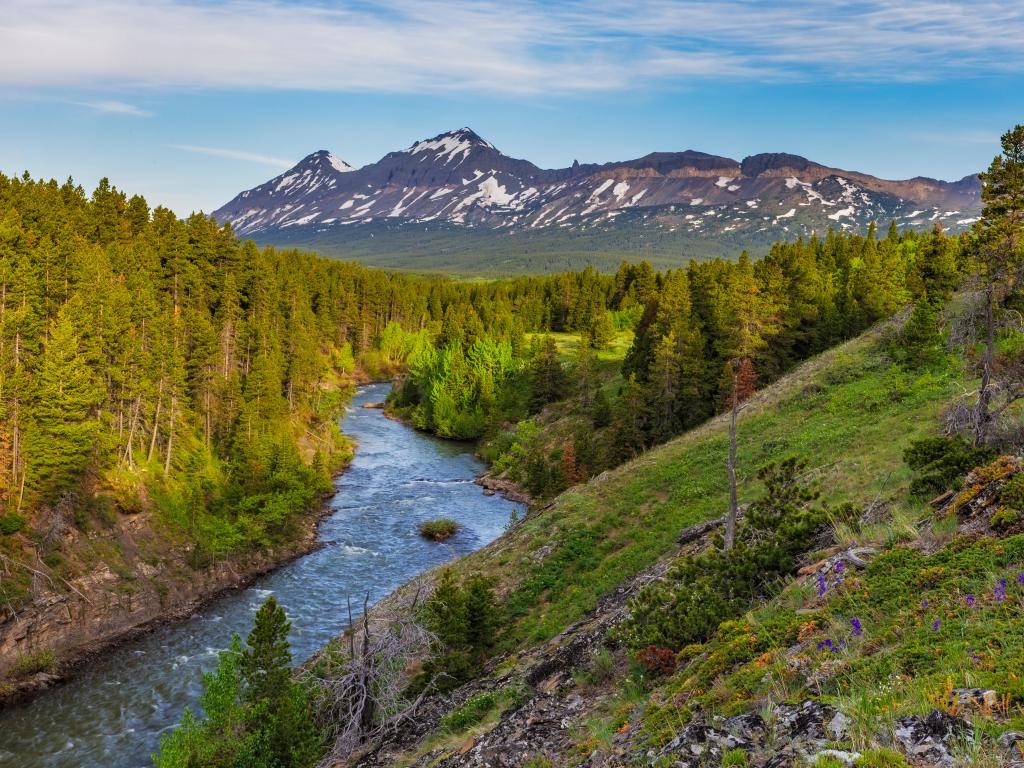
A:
[213,127,983,271]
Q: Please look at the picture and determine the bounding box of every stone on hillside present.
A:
[893,709,972,768]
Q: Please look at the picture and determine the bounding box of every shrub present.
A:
[1001,472,1024,510]
[636,646,677,676]
[416,571,498,691]
[419,518,460,542]
[0,513,26,535]
[620,458,829,650]
[439,691,498,733]
[991,506,1020,530]
[8,649,56,678]
[903,436,996,499]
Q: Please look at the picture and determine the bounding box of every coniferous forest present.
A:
[0,167,965,609]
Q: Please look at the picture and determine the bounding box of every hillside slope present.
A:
[343,323,1024,767]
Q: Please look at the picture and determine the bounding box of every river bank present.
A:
[0,383,522,768]
[0,493,335,708]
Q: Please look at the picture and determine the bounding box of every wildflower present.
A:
[965,594,976,608]
[932,619,941,631]
[995,578,1007,603]
[921,598,929,609]
[834,559,845,574]
[817,573,827,597]
[850,617,863,637]
[1017,572,1024,586]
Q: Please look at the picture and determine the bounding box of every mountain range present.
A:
[213,127,983,272]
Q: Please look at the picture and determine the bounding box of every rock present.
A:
[773,700,837,747]
[893,709,972,768]
[654,722,753,766]
[948,687,999,712]
[361,402,384,409]
[722,711,767,742]
[999,731,1024,749]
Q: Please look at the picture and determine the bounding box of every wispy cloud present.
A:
[169,144,294,169]
[2,1,1023,95]
[75,99,151,116]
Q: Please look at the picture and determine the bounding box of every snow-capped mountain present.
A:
[213,128,982,262]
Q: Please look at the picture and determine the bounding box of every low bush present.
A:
[415,571,498,692]
[620,457,829,650]
[439,691,498,733]
[903,436,995,499]
[0,513,26,535]
[419,518,460,542]
[8,649,56,678]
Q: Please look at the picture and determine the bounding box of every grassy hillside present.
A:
[355,320,1024,766]
[469,324,965,647]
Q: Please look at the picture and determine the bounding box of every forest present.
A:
[0,167,969,610]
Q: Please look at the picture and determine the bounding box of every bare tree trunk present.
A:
[164,397,176,476]
[975,280,995,447]
[725,367,739,551]
[148,388,162,463]
[122,396,142,467]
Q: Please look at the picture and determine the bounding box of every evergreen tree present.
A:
[528,336,568,411]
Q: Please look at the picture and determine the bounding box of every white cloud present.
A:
[1,1,1022,94]
[74,99,151,116]
[169,144,294,169]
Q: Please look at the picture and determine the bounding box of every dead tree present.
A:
[724,357,757,550]
[308,593,435,766]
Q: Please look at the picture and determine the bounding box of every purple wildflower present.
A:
[834,559,845,574]
[921,598,929,609]
[932,619,941,631]
[850,617,863,637]
[1017,572,1024,586]
[995,579,1007,603]
[817,573,827,597]
[965,594,976,608]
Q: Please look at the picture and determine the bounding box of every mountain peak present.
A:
[300,149,355,173]
[403,127,497,165]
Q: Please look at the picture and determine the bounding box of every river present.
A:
[0,383,521,768]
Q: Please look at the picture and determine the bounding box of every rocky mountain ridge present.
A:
[214,128,983,264]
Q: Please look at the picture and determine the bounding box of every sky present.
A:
[1,0,1022,216]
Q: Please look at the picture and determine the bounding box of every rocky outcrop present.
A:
[0,502,329,703]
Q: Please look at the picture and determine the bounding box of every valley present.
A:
[0,384,521,767]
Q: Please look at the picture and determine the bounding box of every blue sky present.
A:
[1,0,1022,215]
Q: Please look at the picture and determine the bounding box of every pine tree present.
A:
[528,336,568,411]
[25,305,103,501]
[900,299,942,368]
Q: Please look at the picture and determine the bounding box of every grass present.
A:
[460,333,967,650]
[6,649,56,679]
[419,518,461,542]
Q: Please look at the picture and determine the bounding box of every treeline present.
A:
[615,221,960,453]
[395,222,963,499]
